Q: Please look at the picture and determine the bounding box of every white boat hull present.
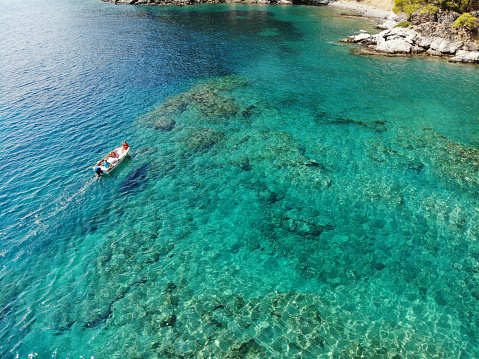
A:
[93,145,130,175]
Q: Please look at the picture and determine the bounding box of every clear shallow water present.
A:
[2,0,479,357]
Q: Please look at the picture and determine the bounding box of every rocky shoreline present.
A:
[340,10,479,64]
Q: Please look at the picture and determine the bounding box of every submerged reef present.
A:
[45,74,479,357]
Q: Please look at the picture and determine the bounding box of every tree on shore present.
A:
[393,0,478,17]
[452,12,478,29]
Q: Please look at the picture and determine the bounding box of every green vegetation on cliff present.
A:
[394,0,478,16]
[452,12,478,28]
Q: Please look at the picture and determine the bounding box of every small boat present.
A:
[93,142,130,176]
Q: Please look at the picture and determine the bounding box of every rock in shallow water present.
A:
[119,164,149,194]
[177,127,226,154]
[154,118,176,131]
[342,23,479,61]
[450,50,479,63]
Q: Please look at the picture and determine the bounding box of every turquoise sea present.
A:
[2,0,479,357]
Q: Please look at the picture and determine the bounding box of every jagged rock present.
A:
[345,21,478,60]
[374,28,419,54]
[437,10,460,25]
[450,50,479,63]
[385,27,419,43]
[376,37,413,53]
[427,48,444,56]
[410,12,437,25]
[415,35,431,48]
[463,42,479,51]
[415,22,475,42]
[429,38,463,54]
[341,32,376,45]
[376,13,405,29]
[376,20,399,30]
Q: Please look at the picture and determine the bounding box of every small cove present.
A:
[2,0,479,357]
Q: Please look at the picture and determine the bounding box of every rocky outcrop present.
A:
[342,21,479,64]
[450,50,479,63]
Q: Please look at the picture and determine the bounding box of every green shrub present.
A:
[395,21,413,27]
[393,0,434,16]
[438,0,479,12]
[452,12,478,29]
[420,4,440,14]
[438,0,460,11]
[393,0,424,14]
[403,3,422,14]
[396,0,478,15]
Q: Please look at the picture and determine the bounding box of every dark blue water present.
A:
[2,0,479,357]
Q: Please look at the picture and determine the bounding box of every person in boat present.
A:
[123,141,129,150]
[95,166,103,177]
[102,160,110,169]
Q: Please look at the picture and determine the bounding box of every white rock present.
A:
[450,50,479,63]
[387,12,406,22]
[354,33,374,41]
[377,20,398,30]
[376,37,413,53]
[383,27,419,44]
[415,36,434,49]
[430,38,463,54]
[341,33,376,44]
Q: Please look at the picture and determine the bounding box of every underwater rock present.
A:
[119,164,149,194]
[257,186,284,205]
[154,118,176,132]
[151,95,188,118]
[83,278,147,328]
[315,114,387,133]
[190,87,240,119]
[177,127,226,154]
[305,160,320,168]
[240,104,259,119]
[373,261,386,271]
[274,214,335,237]
[130,146,158,160]
[407,158,425,173]
[165,282,177,293]
[230,243,241,254]
[231,155,251,171]
[145,243,175,264]
[159,314,177,327]
[266,191,281,205]
[141,75,247,129]
[229,339,261,358]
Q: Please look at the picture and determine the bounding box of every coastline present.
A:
[332,1,479,64]
[328,0,393,20]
